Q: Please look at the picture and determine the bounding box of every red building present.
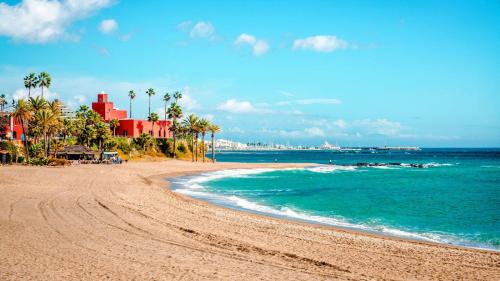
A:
[0,113,23,141]
[91,92,171,138]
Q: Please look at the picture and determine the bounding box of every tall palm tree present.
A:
[182,114,198,162]
[128,90,136,118]
[173,91,182,103]
[24,73,38,98]
[209,124,220,163]
[167,103,183,158]
[163,93,171,137]
[37,72,51,98]
[110,119,119,136]
[0,94,6,111]
[197,119,210,162]
[35,109,55,157]
[13,99,33,163]
[146,88,155,118]
[148,112,159,137]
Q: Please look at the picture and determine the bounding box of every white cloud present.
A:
[352,118,403,136]
[0,0,114,43]
[305,127,325,137]
[189,21,215,39]
[177,20,192,32]
[293,35,349,52]
[12,87,58,100]
[98,19,118,34]
[334,119,347,128]
[202,114,214,121]
[217,99,257,113]
[235,33,256,45]
[253,40,269,56]
[178,86,200,111]
[234,33,269,56]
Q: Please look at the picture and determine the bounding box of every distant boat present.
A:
[320,141,341,151]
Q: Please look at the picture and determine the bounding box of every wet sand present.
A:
[0,160,499,280]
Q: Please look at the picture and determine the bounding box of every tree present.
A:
[182,114,198,162]
[24,73,38,98]
[128,90,136,118]
[209,124,220,163]
[167,103,183,158]
[13,99,33,163]
[173,91,182,103]
[0,94,6,111]
[146,88,155,118]
[110,118,119,136]
[197,119,210,162]
[35,109,56,157]
[37,72,51,98]
[148,112,159,137]
[163,92,171,137]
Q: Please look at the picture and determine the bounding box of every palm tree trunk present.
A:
[195,134,198,162]
[202,133,205,163]
[20,119,30,164]
[148,96,151,118]
[211,133,215,163]
[28,87,31,98]
[129,99,132,118]
[41,86,44,98]
[191,133,195,162]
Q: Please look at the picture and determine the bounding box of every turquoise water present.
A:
[172,149,500,250]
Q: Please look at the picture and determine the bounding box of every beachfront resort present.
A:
[0,72,221,165]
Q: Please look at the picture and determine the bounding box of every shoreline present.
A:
[166,168,499,254]
[1,160,499,280]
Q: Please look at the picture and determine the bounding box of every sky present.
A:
[0,0,499,147]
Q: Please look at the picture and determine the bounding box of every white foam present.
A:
[424,162,454,167]
[306,165,357,173]
[371,166,400,170]
[176,187,485,247]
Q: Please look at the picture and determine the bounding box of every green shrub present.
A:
[29,157,49,166]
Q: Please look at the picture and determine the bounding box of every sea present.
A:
[171,148,500,251]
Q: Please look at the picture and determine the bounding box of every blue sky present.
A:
[1,0,499,147]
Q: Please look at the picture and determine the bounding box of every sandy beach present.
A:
[0,160,498,280]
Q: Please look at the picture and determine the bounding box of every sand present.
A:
[0,160,498,280]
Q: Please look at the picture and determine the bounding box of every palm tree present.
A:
[24,73,38,98]
[13,99,33,163]
[110,118,119,136]
[163,93,171,138]
[209,124,220,163]
[167,103,183,158]
[128,90,136,118]
[197,119,210,162]
[28,96,48,112]
[173,91,182,103]
[37,72,51,98]
[146,88,155,118]
[182,114,198,162]
[0,94,6,111]
[35,109,55,157]
[148,112,159,137]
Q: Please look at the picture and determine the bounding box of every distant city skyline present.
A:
[0,0,499,147]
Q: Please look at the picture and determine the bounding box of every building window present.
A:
[124,130,128,136]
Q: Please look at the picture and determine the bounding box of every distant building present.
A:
[91,92,172,138]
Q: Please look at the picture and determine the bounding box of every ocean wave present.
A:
[424,162,454,167]
[306,166,357,173]
[173,184,496,250]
